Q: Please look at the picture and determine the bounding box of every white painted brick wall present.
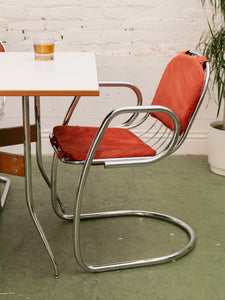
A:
[0,0,217,155]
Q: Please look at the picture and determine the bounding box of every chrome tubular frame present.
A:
[33,82,144,274]
[61,82,143,127]
[51,105,196,272]
[75,211,196,272]
[0,176,10,211]
[34,96,65,214]
[62,96,81,126]
[51,153,74,221]
[23,96,59,278]
[50,52,210,273]
[51,105,180,221]
[50,81,144,221]
[70,107,195,272]
[99,81,143,128]
[172,59,210,153]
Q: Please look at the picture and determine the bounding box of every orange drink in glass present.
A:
[34,38,55,61]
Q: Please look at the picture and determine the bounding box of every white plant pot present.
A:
[208,120,225,176]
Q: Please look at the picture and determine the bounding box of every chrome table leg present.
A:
[22,96,59,278]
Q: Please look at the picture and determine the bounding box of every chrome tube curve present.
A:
[171,57,210,153]
[99,81,143,128]
[137,119,158,138]
[34,96,65,214]
[23,96,59,278]
[0,176,10,211]
[51,50,209,273]
[51,153,74,220]
[62,96,81,126]
[76,210,196,272]
[71,105,182,271]
[51,105,181,220]
[61,82,143,128]
[51,105,180,220]
[102,105,180,168]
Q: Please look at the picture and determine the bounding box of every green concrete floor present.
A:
[0,155,224,300]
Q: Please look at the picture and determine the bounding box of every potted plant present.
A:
[198,0,225,175]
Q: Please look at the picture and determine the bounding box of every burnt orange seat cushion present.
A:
[151,51,208,134]
[50,126,156,161]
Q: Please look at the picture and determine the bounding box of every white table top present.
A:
[0,52,99,97]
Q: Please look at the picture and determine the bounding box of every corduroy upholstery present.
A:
[151,51,208,134]
[51,126,156,161]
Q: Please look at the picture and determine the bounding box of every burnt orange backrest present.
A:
[151,51,208,134]
[0,42,5,52]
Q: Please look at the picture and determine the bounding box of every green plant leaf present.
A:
[197,1,225,118]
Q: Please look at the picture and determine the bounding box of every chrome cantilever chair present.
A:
[0,41,10,211]
[50,50,209,272]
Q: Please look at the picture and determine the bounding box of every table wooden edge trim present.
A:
[0,90,100,96]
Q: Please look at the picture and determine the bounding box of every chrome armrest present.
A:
[99,81,143,128]
[99,81,143,106]
[62,96,81,125]
[83,105,180,168]
[62,81,143,126]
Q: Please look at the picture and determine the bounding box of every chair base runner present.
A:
[0,176,10,211]
[74,210,196,272]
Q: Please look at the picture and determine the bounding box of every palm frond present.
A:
[201,0,225,21]
[198,24,225,116]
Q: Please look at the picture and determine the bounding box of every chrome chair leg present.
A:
[49,52,209,273]
[51,153,73,221]
[76,210,196,272]
[34,96,65,214]
[69,150,196,272]
[0,176,10,211]
[50,135,196,272]
[23,96,59,278]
